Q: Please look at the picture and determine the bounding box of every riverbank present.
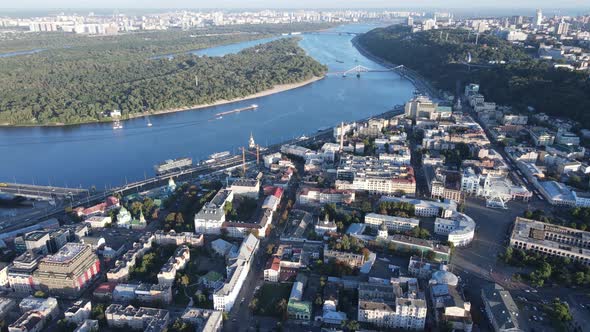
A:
[127,75,325,121]
[351,35,442,100]
[0,75,324,127]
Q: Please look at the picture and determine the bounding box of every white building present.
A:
[194,189,233,234]
[510,217,590,265]
[315,217,338,235]
[358,296,427,330]
[364,213,420,232]
[379,197,457,218]
[105,304,169,331]
[64,300,92,325]
[434,212,476,247]
[84,216,112,228]
[213,234,259,311]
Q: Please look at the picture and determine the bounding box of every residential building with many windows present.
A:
[510,217,590,265]
[357,281,427,330]
[364,213,419,232]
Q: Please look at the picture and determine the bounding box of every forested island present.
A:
[358,25,590,128]
[0,24,330,126]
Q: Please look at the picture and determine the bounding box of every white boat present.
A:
[113,121,123,130]
[146,116,153,127]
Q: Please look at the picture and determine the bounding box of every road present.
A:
[0,183,88,199]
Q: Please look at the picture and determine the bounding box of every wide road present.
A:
[0,182,88,199]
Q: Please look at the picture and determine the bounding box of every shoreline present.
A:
[0,75,324,128]
[350,35,441,100]
[127,75,325,121]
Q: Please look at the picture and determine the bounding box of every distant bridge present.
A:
[0,183,89,200]
[328,64,405,77]
[304,31,360,36]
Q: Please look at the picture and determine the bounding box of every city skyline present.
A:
[1,0,589,10]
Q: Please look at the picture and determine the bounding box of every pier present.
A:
[215,104,258,117]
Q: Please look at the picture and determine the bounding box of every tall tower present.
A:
[248,132,256,149]
[339,122,345,152]
[535,9,543,27]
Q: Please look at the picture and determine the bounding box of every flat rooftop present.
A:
[42,243,87,264]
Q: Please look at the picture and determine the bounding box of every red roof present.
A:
[82,203,107,216]
[93,282,117,295]
[106,196,120,207]
[273,187,284,199]
[265,257,281,271]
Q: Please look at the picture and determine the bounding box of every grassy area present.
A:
[226,196,259,222]
[253,282,293,318]
[175,246,223,309]
[129,244,176,283]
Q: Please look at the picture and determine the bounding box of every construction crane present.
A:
[241,145,260,176]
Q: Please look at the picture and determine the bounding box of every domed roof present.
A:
[431,270,459,286]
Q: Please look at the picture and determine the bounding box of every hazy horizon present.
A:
[1,0,589,10]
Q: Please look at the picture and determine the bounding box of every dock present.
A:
[215,104,258,117]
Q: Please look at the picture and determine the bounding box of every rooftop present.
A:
[41,242,88,264]
[481,283,520,331]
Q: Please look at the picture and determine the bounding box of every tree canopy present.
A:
[0,27,327,125]
[358,25,590,127]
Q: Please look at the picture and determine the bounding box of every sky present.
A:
[1,0,589,9]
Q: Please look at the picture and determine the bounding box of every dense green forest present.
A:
[0,24,329,125]
[0,23,334,54]
[358,25,590,127]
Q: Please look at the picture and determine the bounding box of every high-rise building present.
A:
[557,21,570,36]
[535,9,543,27]
[33,243,100,298]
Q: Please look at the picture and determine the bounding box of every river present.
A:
[0,23,415,189]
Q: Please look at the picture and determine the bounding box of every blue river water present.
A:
[0,48,46,58]
[0,24,415,188]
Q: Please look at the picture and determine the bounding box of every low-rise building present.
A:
[180,307,223,332]
[157,245,190,286]
[298,187,355,206]
[528,127,555,146]
[64,300,92,325]
[84,215,112,228]
[538,181,576,206]
[365,213,419,232]
[10,297,59,332]
[24,231,50,254]
[315,216,338,235]
[510,217,590,265]
[194,189,233,235]
[434,213,476,247]
[105,304,169,331]
[264,257,281,282]
[357,281,427,330]
[229,178,260,198]
[379,197,457,218]
[7,251,41,294]
[213,234,259,311]
[481,283,522,332]
[0,297,17,320]
[323,246,365,268]
[408,256,446,279]
[154,230,204,247]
